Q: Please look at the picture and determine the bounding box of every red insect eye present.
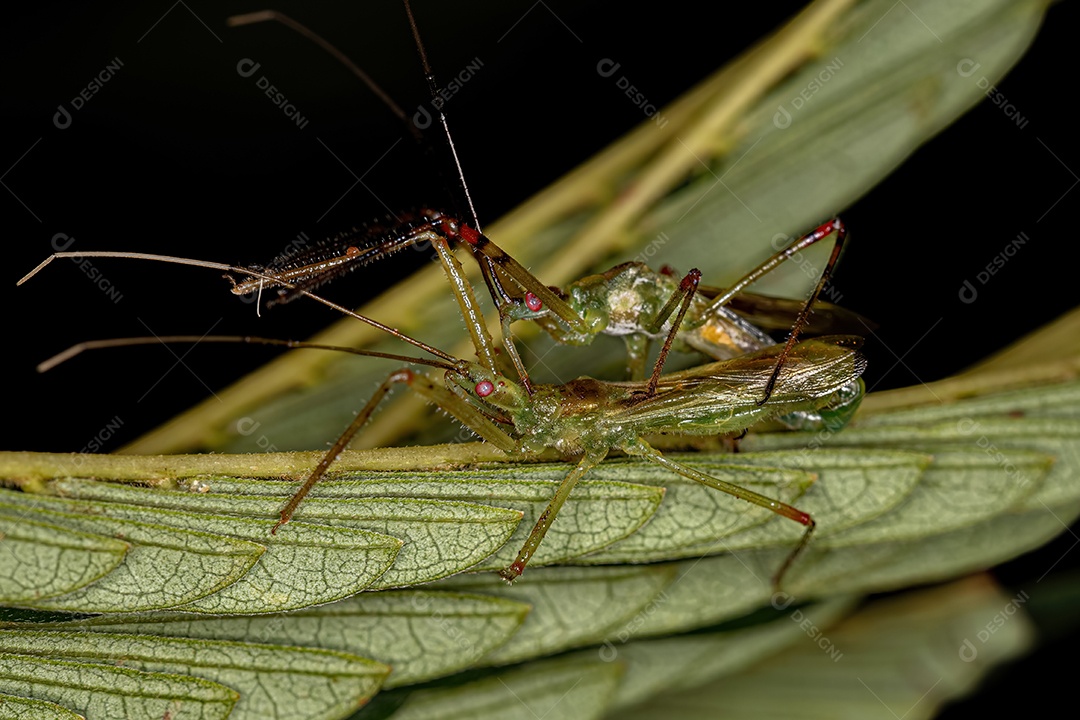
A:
[525,292,543,312]
[475,380,495,397]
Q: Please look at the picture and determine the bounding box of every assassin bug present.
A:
[20,232,866,585]
[224,6,866,427]
[239,209,864,423]
[19,2,868,584]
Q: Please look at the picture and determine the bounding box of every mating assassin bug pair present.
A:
[20,2,867,586]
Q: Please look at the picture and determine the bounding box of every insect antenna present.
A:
[227,10,421,144]
[35,335,459,374]
[32,331,490,535]
[227,5,528,360]
[18,251,458,364]
[228,5,480,232]
[400,0,482,234]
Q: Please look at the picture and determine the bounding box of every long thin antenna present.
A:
[18,251,457,363]
[227,10,421,143]
[401,0,483,234]
[38,335,458,374]
[228,7,479,229]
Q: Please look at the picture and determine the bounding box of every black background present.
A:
[2,2,1077,715]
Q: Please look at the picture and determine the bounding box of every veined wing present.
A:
[612,337,866,433]
[698,285,877,335]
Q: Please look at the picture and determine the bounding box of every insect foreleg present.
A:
[275,368,416,531]
[430,237,499,374]
[275,364,519,532]
[645,268,701,397]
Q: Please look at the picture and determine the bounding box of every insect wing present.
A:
[697,285,877,335]
[616,337,866,435]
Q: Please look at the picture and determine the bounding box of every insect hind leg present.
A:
[623,438,815,590]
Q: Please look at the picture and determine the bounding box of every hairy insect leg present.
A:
[705,219,848,405]
[429,236,500,374]
[498,450,608,583]
[644,268,702,397]
[275,368,415,531]
[276,364,518,531]
[759,220,848,405]
[498,309,535,396]
[624,439,814,589]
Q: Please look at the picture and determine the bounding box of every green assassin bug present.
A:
[20,227,866,585]
[240,209,865,431]
[225,5,867,428]
[18,2,868,585]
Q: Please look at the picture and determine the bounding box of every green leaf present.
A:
[615,554,776,637]
[0,652,237,720]
[0,499,263,614]
[391,656,623,720]
[0,630,388,720]
[799,500,1079,596]
[584,451,928,563]
[436,566,676,666]
[0,516,128,603]
[616,576,1033,718]
[858,374,1080,426]
[57,591,530,689]
[657,0,1048,298]
[0,692,85,720]
[746,412,1080,511]
[820,449,1051,547]
[571,461,817,563]
[18,482,523,590]
[39,474,665,585]
[135,472,667,571]
[599,596,858,711]
[0,487,401,614]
